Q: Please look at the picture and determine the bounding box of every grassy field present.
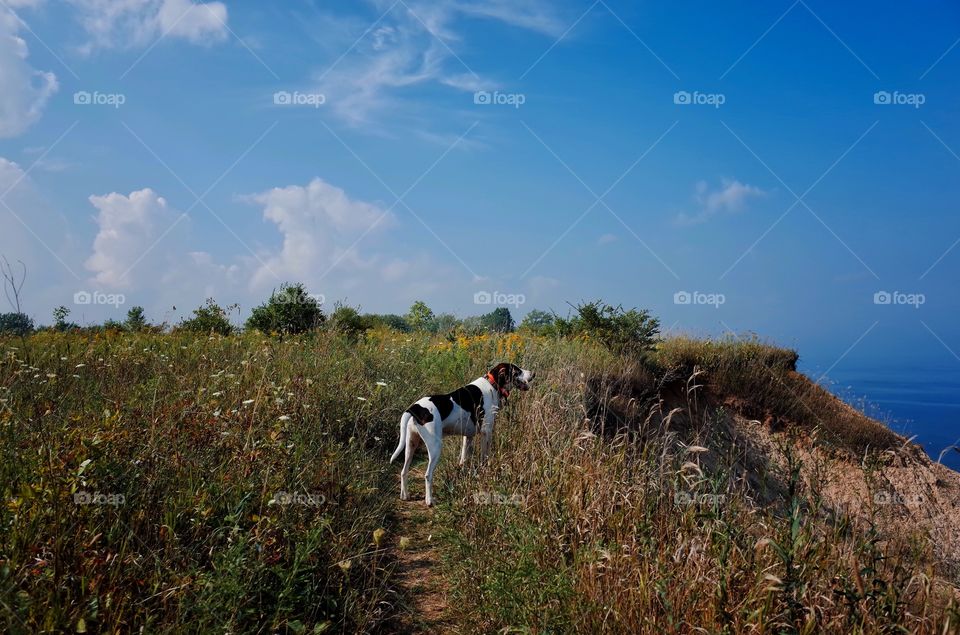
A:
[1,330,958,633]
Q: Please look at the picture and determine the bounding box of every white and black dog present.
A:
[390,363,535,506]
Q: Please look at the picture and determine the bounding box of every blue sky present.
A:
[1,0,959,371]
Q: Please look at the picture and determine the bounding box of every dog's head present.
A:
[488,362,535,393]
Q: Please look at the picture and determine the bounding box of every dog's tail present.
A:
[390,411,412,463]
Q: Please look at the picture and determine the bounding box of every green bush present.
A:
[556,300,659,355]
[124,306,148,332]
[518,309,555,335]
[246,283,324,335]
[405,300,436,332]
[177,298,235,335]
[366,313,410,332]
[0,312,33,336]
[328,304,371,341]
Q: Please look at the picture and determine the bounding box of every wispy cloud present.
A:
[311,0,564,126]
[675,179,767,226]
[66,0,229,52]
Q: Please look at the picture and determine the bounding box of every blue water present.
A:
[806,366,960,472]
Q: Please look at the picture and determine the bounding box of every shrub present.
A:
[479,307,514,333]
[124,306,148,332]
[328,304,371,341]
[178,299,234,335]
[405,300,436,332]
[52,305,79,332]
[556,300,660,355]
[518,309,555,335]
[0,312,33,336]
[366,313,410,332]
[246,283,324,335]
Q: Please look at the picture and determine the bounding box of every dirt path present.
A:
[390,466,454,634]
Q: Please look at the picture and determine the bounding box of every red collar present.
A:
[486,372,510,399]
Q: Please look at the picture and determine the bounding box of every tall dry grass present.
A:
[2,329,957,633]
[437,337,960,633]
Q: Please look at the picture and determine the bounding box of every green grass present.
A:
[1,330,956,633]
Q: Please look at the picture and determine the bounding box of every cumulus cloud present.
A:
[68,0,228,51]
[246,177,395,289]
[0,6,58,138]
[313,0,562,125]
[85,188,187,288]
[74,178,468,320]
[676,179,767,226]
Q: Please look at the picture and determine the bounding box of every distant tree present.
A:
[328,304,371,341]
[405,301,436,332]
[102,319,124,331]
[246,283,325,335]
[0,312,33,336]
[434,313,460,334]
[459,315,485,335]
[52,306,78,331]
[366,313,410,332]
[519,309,555,334]
[479,307,514,333]
[178,299,234,336]
[124,306,148,332]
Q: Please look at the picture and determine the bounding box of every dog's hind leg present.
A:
[400,423,420,501]
[459,436,473,466]
[422,423,443,507]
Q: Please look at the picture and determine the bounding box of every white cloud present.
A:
[68,0,228,50]
[597,233,618,245]
[246,177,395,289]
[74,178,463,321]
[676,179,767,225]
[313,0,562,125]
[0,6,58,138]
[85,188,187,288]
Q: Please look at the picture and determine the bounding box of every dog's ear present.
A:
[490,362,509,383]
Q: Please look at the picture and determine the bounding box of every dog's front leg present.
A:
[459,436,473,466]
[479,417,495,463]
